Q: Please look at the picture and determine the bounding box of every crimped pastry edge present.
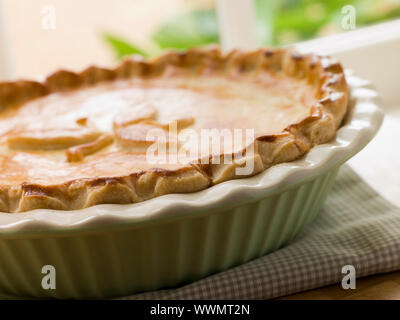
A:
[0,46,348,213]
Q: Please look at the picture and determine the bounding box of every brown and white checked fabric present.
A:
[123,165,400,299]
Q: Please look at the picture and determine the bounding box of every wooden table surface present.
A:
[281,271,400,300]
[2,0,400,300]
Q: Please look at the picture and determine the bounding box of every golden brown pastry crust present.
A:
[0,47,348,213]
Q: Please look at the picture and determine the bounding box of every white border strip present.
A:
[295,19,400,55]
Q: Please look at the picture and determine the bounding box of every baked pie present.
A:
[0,47,348,213]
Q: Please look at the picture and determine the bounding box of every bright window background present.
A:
[2,0,185,77]
[2,0,400,78]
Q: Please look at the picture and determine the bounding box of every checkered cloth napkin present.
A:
[123,165,400,299]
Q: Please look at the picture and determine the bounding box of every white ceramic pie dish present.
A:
[0,70,383,299]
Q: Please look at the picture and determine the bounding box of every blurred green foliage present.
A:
[103,33,148,59]
[152,10,219,49]
[104,0,400,59]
